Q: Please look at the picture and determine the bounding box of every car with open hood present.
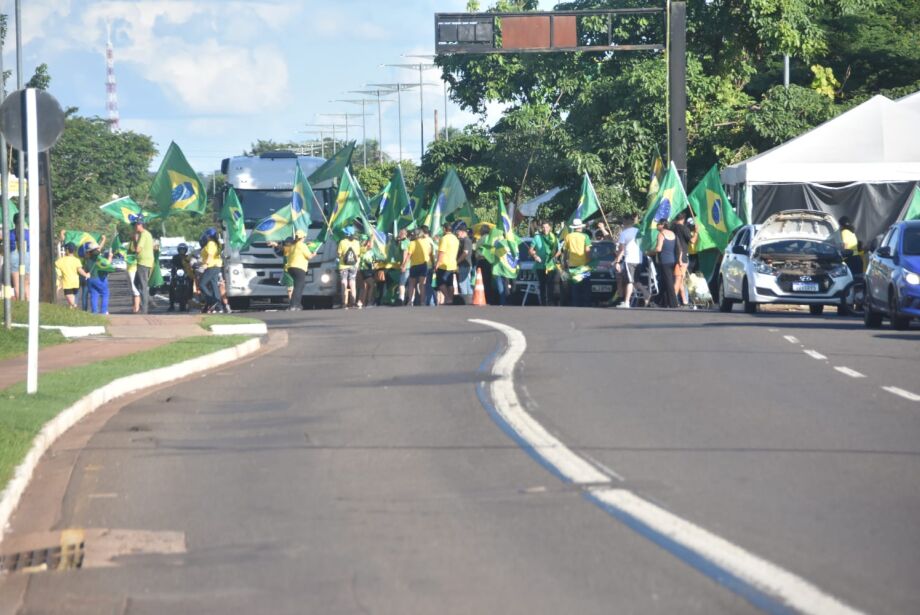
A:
[718,210,853,314]
[864,220,920,330]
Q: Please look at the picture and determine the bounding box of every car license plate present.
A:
[594,284,613,293]
[792,282,819,292]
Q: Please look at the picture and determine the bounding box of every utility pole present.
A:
[332,99,376,167]
[305,122,345,154]
[405,54,450,141]
[382,63,441,159]
[318,113,368,149]
[349,89,394,163]
[300,130,328,158]
[367,83,419,164]
[0,17,9,329]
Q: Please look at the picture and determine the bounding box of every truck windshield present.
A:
[236,189,332,228]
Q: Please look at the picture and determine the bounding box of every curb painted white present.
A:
[11,323,107,338]
[209,323,268,336]
[0,336,262,542]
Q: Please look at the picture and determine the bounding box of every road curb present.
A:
[209,323,268,336]
[10,323,107,338]
[0,336,262,540]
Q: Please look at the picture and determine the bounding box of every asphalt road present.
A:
[1,306,918,614]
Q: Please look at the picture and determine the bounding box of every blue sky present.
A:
[9,0,554,174]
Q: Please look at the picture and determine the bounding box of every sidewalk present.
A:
[0,314,205,390]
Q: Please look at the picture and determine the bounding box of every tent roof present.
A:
[722,94,920,185]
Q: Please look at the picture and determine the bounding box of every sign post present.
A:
[0,88,66,393]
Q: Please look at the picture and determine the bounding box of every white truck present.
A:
[219,151,339,309]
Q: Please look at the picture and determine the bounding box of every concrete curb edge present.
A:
[10,323,107,338]
[0,336,262,541]
[209,323,268,336]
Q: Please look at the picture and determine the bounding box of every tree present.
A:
[50,115,157,235]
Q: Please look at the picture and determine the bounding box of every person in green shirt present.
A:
[529,220,560,306]
[84,242,116,314]
[129,214,155,314]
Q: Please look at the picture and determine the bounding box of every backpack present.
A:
[343,245,357,266]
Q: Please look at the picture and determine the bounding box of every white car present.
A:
[718,210,854,314]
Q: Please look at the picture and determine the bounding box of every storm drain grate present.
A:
[0,541,84,574]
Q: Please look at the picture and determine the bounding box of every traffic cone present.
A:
[472,267,487,306]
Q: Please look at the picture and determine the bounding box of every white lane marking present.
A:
[833,367,866,379]
[882,386,920,402]
[470,318,864,615]
[803,349,827,361]
[469,318,610,485]
[592,489,863,615]
[783,335,799,344]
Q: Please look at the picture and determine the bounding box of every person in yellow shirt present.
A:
[55,242,88,309]
[199,227,228,313]
[284,229,315,311]
[403,227,433,306]
[337,226,361,309]
[838,216,864,275]
[435,222,460,305]
[129,214,155,314]
[563,218,592,306]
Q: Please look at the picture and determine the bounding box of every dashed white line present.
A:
[882,386,920,402]
[833,367,866,379]
[783,335,800,344]
[471,318,864,615]
[803,349,827,361]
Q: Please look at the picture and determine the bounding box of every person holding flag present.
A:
[529,220,560,306]
[84,242,116,315]
[562,218,592,307]
[128,214,154,314]
[199,228,229,313]
[286,229,315,311]
[54,242,87,309]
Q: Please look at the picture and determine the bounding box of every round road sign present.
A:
[0,89,66,152]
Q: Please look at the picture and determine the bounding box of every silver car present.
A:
[718,210,853,315]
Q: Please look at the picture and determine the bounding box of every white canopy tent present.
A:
[721,94,920,242]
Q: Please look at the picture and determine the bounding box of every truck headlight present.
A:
[828,263,849,278]
[321,273,331,284]
[231,267,242,277]
[753,260,774,275]
[905,271,920,285]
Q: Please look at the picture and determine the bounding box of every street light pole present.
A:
[333,99,377,167]
[367,83,420,164]
[383,63,440,159]
[350,89,394,164]
[319,113,368,152]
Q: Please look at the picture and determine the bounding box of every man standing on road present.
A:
[455,222,474,301]
[286,229,315,311]
[614,213,641,308]
[199,228,227,313]
[562,218,592,307]
[129,214,154,314]
[529,220,559,306]
[337,226,361,309]
[435,222,459,305]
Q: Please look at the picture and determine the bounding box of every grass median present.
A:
[0,302,109,361]
[0,334,251,492]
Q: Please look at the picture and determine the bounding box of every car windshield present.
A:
[902,227,920,255]
[756,240,840,259]
[591,242,617,261]
[235,188,333,228]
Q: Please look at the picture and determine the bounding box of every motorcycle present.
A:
[169,268,193,312]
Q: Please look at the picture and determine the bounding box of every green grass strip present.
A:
[200,314,264,329]
[10,301,109,326]
[0,335,251,491]
[0,327,70,361]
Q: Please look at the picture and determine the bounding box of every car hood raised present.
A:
[752,210,841,249]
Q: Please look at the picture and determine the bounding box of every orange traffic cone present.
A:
[472,268,487,306]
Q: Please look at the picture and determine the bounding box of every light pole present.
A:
[305,122,345,154]
[318,113,369,149]
[404,54,450,142]
[349,89,394,163]
[299,131,327,157]
[382,63,441,158]
[367,83,419,164]
[332,99,376,167]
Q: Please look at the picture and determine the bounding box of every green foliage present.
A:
[25,63,51,90]
[354,160,418,197]
[0,327,67,361]
[50,115,157,236]
[748,84,837,147]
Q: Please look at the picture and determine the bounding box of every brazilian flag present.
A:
[245,205,296,247]
[291,161,315,231]
[149,142,208,216]
[480,192,520,279]
[98,195,159,224]
[688,165,742,253]
[566,172,601,227]
[377,166,411,233]
[638,161,689,253]
[307,141,356,185]
[318,168,365,242]
[63,230,102,249]
[221,187,248,249]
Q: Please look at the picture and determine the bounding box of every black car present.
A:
[589,240,618,304]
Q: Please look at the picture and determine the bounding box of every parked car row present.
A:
[716,210,918,329]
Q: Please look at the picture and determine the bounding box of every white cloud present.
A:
[53,1,297,114]
[310,8,388,41]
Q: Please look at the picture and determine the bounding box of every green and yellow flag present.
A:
[567,172,601,226]
[376,166,411,233]
[905,185,920,221]
[99,195,159,224]
[221,187,248,249]
[318,168,365,242]
[688,165,742,252]
[481,192,520,279]
[149,142,208,216]
[646,153,665,208]
[308,141,356,185]
[291,161,315,231]
[63,230,102,249]
[638,161,689,252]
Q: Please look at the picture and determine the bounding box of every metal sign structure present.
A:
[434,4,686,184]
